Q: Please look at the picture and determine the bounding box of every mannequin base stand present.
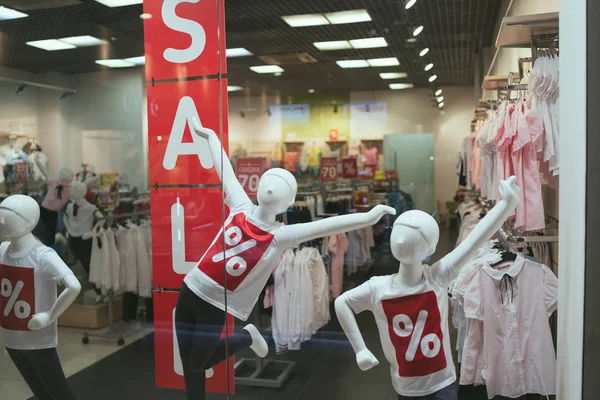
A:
[234,358,295,388]
[82,291,125,346]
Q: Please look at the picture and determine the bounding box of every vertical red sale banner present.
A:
[235,158,264,199]
[143,0,233,394]
[320,157,339,182]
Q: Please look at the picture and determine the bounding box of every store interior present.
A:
[0,0,566,399]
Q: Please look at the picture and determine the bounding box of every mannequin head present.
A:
[59,168,74,184]
[390,210,440,264]
[0,195,40,239]
[70,181,87,202]
[257,168,297,214]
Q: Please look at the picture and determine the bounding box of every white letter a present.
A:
[163,96,213,170]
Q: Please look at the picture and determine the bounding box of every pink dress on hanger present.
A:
[328,233,348,299]
[364,147,378,165]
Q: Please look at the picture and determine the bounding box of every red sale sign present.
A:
[329,128,339,141]
[0,265,35,331]
[342,157,358,179]
[320,157,338,182]
[151,187,228,289]
[147,79,229,186]
[361,163,376,180]
[235,158,263,199]
[153,290,234,393]
[143,0,226,81]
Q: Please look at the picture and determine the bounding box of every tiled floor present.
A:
[0,322,153,400]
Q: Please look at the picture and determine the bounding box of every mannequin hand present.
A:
[55,233,67,246]
[192,117,216,139]
[498,176,520,206]
[368,204,396,222]
[28,311,53,331]
[356,349,379,371]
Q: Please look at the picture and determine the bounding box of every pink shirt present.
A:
[328,233,348,298]
[459,256,558,398]
[41,181,71,211]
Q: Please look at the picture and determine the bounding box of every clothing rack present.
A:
[82,209,150,347]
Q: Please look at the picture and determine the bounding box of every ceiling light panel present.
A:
[124,56,145,65]
[435,89,443,96]
[405,0,418,9]
[438,102,445,108]
[281,13,329,27]
[389,83,414,90]
[226,48,253,57]
[424,63,433,71]
[60,35,106,47]
[367,57,400,67]
[336,60,369,68]
[313,40,352,51]
[26,39,76,51]
[436,96,444,103]
[250,65,285,74]
[96,59,135,68]
[349,37,388,49]
[406,38,417,43]
[380,72,408,80]
[228,86,243,92]
[419,48,429,57]
[325,9,371,25]
[413,26,424,36]
[95,0,143,7]
[0,6,28,21]
[429,75,438,82]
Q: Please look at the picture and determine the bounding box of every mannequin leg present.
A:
[7,348,77,400]
[70,236,101,295]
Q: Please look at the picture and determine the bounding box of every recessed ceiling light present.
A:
[226,48,253,57]
[438,102,445,108]
[413,26,424,36]
[124,56,145,65]
[389,83,414,90]
[325,9,371,25]
[419,48,429,57]
[435,89,442,96]
[349,37,388,49]
[59,35,106,47]
[250,65,285,74]
[436,96,444,103]
[367,57,400,67]
[424,63,434,71]
[405,0,418,9]
[95,59,135,68]
[380,72,408,80]
[428,75,438,82]
[313,40,352,51]
[228,86,243,92]
[308,89,315,94]
[95,0,143,7]
[281,13,329,27]
[336,60,369,68]
[274,72,283,76]
[0,6,28,21]
[406,38,417,43]
[139,13,152,20]
[26,39,76,51]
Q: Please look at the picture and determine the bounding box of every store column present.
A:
[142,0,234,394]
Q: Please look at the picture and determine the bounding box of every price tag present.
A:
[361,164,376,180]
[235,158,263,198]
[342,157,358,179]
[320,157,338,182]
[13,161,27,182]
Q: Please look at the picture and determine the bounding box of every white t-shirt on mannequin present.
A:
[0,242,73,350]
[63,201,98,238]
[184,188,299,321]
[341,260,456,397]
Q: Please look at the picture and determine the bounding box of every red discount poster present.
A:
[342,157,358,179]
[320,157,338,182]
[235,158,264,199]
[153,291,234,393]
[361,163,376,180]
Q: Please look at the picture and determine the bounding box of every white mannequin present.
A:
[0,195,81,330]
[335,177,520,371]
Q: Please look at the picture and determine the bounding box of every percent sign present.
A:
[211,226,257,276]
[1,278,31,319]
[393,310,441,361]
[344,161,356,175]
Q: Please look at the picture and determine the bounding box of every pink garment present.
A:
[364,147,378,165]
[263,285,274,309]
[461,256,558,399]
[41,180,71,211]
[328,233,348,298]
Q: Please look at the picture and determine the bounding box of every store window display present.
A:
[0,195,81,400]
[335,177,521,399]
[176,118,395,400]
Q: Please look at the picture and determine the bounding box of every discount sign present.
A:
[361,163,376,180]
[236,158,263,198]
[0,265,35,331]
[342,157,358,179]
[320,157,338,182]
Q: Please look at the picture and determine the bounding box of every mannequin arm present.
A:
[192,117,250,207]
[28,274,81,330]
[34,154,52,182]
[334,296,379,370]
[440,177,520,272]
[287,204,395,244]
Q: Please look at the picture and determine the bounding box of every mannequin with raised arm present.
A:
[334,178,520,399]
[0,195,80,400]
[174,118,395,400]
